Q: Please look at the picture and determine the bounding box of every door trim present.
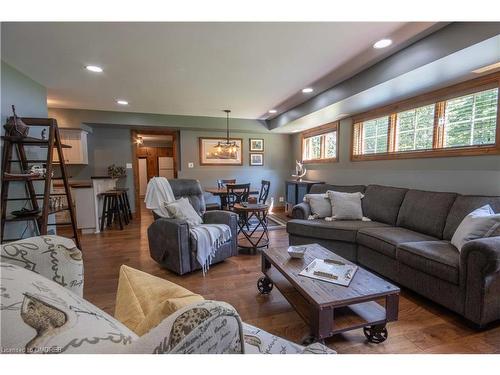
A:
[130,129,179,219]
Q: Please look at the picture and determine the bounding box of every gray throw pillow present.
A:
[327,191,364,220]
[164,197,203,227]
[304,193,332,219]
[451,205,500,251]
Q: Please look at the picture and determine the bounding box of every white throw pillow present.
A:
[304,193,332,219]
[0,263,137,354]
[326,191,364,220]
[165,197,203,227]
[451,205,500,251]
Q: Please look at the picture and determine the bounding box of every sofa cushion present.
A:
[357,227,437,258]
[0,263,137,354]
[396,189,457,238]
[309,184,366,194]
[114,265,204,336]
[287,219,390,243]
[362,185,408,225]
[443,195,500,240]
[0,235,84,297]
[397,241,460,284]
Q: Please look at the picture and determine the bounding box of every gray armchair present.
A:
[147,179,238,275]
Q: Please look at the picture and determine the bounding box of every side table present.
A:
[232,203,269,252]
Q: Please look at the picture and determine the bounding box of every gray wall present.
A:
[1,61,48,239]
[64,126,136,210]
[48,108,292,210]
[292,118,500,196]
[178,129,290,206]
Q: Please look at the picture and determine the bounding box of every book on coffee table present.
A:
[299,258,358,286]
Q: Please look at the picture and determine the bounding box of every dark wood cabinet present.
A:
[285,179,324,215]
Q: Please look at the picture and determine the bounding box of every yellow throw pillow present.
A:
[114,265,204,335]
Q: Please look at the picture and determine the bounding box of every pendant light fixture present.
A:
[216,109,239,154]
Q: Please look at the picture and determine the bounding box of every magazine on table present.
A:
[299,258,357,286]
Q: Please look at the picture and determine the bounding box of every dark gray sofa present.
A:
[287,183,500,327]
[147,179,238,275]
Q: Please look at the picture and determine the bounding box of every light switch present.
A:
[188,162,194,168]
[126,163,133,169]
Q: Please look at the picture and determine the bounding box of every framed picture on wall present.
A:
[249,138,264,152]
[249,153,264,166]
[199,137,243,166]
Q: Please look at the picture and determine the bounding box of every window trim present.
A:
[350,72,500,161]
[301,121,339,164]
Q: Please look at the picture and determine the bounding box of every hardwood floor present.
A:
[75,204,500,354]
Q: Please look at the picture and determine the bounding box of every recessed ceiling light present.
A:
[268,109,277,114]
[373,39,392,49]
[302,88,313,94]
[85,65,103,73]
[472,61,500,74]
[116,100,129,105]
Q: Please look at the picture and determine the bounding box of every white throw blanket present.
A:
[144,177,231,275]
[144,177,176,218]
[190,224,232,275]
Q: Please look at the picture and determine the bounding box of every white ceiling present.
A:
[1,22,439,119]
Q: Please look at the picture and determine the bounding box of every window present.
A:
[396,104,435,151]
[301,122,338,163]
[352,73,500,161]
[444,88,498,148]
[362,116,389,154]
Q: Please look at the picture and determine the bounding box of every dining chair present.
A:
[258,180,271,204]
[217,179,236,189]
[217,179,237,208]
[226,183,250,210]
[226,183,251,230]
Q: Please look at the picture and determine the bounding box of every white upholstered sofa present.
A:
[0,235,334,354]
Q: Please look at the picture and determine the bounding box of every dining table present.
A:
[204,187,260,196]
[204,186,260,210]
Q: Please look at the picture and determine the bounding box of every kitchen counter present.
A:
[70,176,119,233]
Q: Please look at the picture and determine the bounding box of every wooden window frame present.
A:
[301,122,339,164]
[351,72,500,161]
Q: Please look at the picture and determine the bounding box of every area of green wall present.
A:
[1,61,47,124]
[47,108,292,209]
[1,61,49,239]
[291,118,500,195]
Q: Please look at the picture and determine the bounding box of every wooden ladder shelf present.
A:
[1,117,81,249]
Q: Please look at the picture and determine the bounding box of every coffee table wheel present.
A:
[257,276,273,294]
[363,324,388,343]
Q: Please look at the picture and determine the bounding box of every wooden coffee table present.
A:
[258,244,400,344]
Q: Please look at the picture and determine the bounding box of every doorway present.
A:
[131,129,179,218]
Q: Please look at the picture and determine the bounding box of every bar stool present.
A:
[114,187,133,220]
[99,190,128,231]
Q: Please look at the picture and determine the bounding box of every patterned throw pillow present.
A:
[122,300,244,354]
[0,235,84,297]
[0,263,137,354]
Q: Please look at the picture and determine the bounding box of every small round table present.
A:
[232,203,270,251]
